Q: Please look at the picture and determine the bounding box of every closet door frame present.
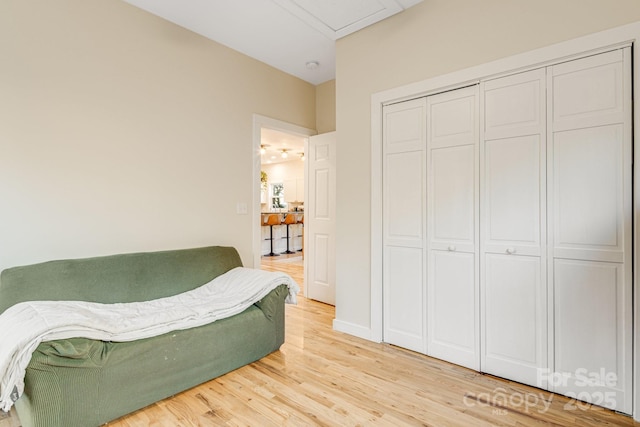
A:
[370,21,640,421]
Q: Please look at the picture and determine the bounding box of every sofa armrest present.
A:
[254,284,288,320]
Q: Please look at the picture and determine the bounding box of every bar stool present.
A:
[265,214,281,257]
[297,215,304,255]
[282,213,297,254]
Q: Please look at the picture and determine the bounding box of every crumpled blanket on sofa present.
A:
[0,266,299,411]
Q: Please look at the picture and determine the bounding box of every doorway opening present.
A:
[252,115,315,295]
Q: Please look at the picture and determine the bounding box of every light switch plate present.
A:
[236,202,248,215]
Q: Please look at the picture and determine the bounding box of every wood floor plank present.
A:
[0,409,20,427]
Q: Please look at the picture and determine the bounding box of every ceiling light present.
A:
[281,149,288,159]
[299,152,305,161]
[260,144,269,155]
[306,61,319,70]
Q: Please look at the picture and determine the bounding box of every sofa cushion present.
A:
[0,246,242,314]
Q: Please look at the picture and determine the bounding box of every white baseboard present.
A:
[332,319,378,342]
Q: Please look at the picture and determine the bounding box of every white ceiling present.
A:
[123,0,422,85]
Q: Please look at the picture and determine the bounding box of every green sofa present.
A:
[0,246,289,427]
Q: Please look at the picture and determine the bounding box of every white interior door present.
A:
[382,98,427,353]
[305,131,336,305]
[480,68,547,387]
[547,48,632,413]
[426,86,479,370]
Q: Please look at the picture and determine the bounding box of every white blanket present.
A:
[0,267,299,412]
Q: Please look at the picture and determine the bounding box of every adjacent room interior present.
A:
[259,127,306,292]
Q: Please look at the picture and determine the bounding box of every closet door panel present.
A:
[484,71,544,140]
[428,250,477,369]
[548,47,632,414]
[384,151,424,246]
[553,259,627,410]
[383,246,425,352]
[429,89,477,149]
[480,68,546,387]
[426,85,479,370]
[552,49,624,131]
[382,98,427,354]
[483,134,541,256]
[429,144,475,252]
[385,103,425,152]
[552,124,625,262]
[554,260,620,374]
[482,253,545,386]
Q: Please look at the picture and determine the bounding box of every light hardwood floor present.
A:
[2,258,638,426]
[0,411,19,427]
[260,254,304,293]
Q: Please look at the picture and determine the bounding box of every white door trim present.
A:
[251,115,316,268]
[370,21,640,420]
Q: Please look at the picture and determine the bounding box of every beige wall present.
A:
[335,0,640,332]
[316,79,336,133]
[0,0,315,271]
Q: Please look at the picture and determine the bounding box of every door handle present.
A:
[506,248,516,255]
[448,245,456,252]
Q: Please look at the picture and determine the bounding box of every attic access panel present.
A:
[273,0,403,40]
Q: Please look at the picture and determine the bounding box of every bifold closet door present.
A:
[548,48,632,414]
[480,68,547,387]
[426,86,479,370]
[382,98,427,353]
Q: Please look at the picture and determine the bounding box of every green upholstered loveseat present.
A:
[0,246,289,427]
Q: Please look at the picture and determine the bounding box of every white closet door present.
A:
[426,86,479,370]
[383,98,427,353]
[548,48,632,414]
[480,68,547,387]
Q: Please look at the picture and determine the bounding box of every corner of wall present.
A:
[315,79,336,133]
